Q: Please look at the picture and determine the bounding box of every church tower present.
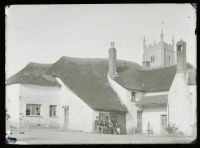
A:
[142,29,176,69]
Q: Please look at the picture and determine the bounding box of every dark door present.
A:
[161,115,167,134]
[137,111,142,133]
[116,113,126,134]
[64,108,69,129]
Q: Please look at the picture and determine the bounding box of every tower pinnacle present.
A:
[172,35,175,50]
[143,36,146,50]
[160,29,164,42]
[111,42,115,48]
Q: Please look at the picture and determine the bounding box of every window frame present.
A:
[131,92,136,102]
[26,104,41,116]
[49,105,57,117]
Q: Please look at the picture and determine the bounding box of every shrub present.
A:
[165,124,178,134]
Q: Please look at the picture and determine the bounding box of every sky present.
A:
[5,4,196,78]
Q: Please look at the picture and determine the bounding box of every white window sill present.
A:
[26,115,43,118]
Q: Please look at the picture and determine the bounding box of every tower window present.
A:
[177,46,182,51]
[151,56,155,63]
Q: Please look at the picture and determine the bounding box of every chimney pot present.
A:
[109,42,117,79]
[176,40,187,73]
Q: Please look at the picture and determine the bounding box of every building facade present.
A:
[6,32,196,136]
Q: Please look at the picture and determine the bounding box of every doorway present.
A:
[137,111,142,133]
[64,107,69,129]
[161,115,167,134]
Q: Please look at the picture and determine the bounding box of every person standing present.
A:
[6,112,12,138]
[108,119,114,134]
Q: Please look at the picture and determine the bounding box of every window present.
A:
[99,112,110,121]
[26,104,41,116]
[131,92,135,102]
[177,46,182,51]
[151,56,155,63]
[168,56,170,63]
[49,105,57,117]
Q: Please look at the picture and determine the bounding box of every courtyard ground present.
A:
[7,129,196,144]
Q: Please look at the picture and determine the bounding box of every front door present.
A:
[116,113,126,134]
[64,107,69,129]
[161,115,167,134]
[137,111,142,133]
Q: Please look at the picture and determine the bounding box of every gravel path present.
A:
[8,129,196,144]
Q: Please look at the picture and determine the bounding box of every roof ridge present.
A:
[28,62,53,67]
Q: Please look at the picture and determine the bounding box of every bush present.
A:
[165,124,178,134]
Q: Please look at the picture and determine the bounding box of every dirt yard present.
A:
[8,129,196,144]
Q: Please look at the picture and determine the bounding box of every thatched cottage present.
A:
[6,31,196,136]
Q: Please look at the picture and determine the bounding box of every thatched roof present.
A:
[135,95,168,106]
[6,56,196,112]
[49,57,127,112]
[115,63,195,91]
[6,63,61,87]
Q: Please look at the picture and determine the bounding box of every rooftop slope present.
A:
[115,63,195,91]
[6,56,196,111]
[6,63,61,87]
[49,57,128,112]
[135,94,168,106]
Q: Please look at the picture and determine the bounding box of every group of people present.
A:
[95,116,120,135]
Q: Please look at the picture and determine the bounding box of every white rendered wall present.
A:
[142,104,167,134]
[168,73,192,136]
[188,85,197,137]
[55,78,94,133]
[107,74,143,133]
[6,84,20,128]
[142,91,168,134]
[18,84,61,128]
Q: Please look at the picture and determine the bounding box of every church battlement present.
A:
[145,40,174,51]
[142,30,175,69]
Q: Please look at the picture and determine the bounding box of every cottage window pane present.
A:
[26,107,30,115]
[36,106,40,115]
[32,106,36,115]
[26,104,41,116]
[49,105,57,117]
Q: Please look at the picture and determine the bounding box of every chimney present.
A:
[142,61,150,69]
[176,40,187,73]
[109,42,117,79]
